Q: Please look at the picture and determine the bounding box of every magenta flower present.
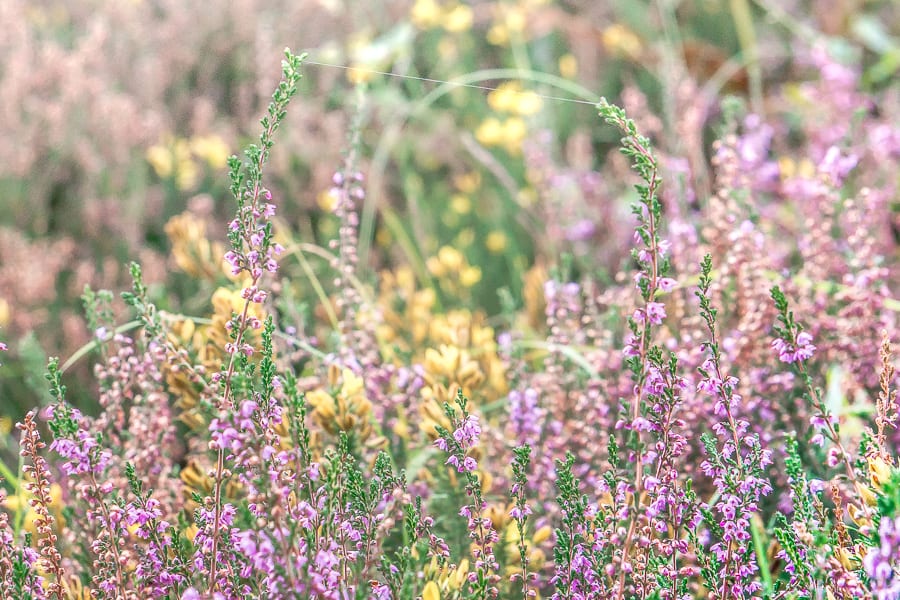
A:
[772,331,816,363]
[646,302,666,325]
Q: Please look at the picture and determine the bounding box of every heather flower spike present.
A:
[203,48,306,595]
[695,254,772,597]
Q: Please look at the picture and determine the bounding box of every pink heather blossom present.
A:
[658,277,677,292]
[452,414,481,448]
[772,332,816,363]
[646,302,666,325]
[510,505,533,519]
[622,333,641,357]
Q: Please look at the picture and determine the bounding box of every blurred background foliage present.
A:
[0,0,897,416]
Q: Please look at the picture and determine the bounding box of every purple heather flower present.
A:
[646,302,666,325]
[658,277,677,292]
[808,479,825,494]
[865,516,900,599]
[453,415,481,448]
[622,333,641,357]
[819,145,858,184]
[509,505,532,519]
[772,332,816,363]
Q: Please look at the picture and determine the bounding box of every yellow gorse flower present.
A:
[422,580,441,600]
[502,520,550,576]
[475,116,527,154]
[485,231,507,253]
[189,134,230,170]
[411,0,472,32]
[146,134,198,190]
[487,6,527,46]
[411,0,443,29]
[147,133,228,189]
[423,557,470,596]
[559,53,578,79]
[426,246,482,298]
[164,211,224,279]
[487,82,543,116]
[778,156,816,180]
[307,366,382,446]
[601,23,643,59]
[443,4,473,33]
[453,171,481,193]
[868,454,894,492]
[450,194,472,215]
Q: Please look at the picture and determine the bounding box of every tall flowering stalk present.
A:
[435,393,500,599]
[123,463,187,595]
[204,49,305,594]
[695,255,773,598]
[770,286,869,520]
[509,445,535,598]
[0,483,46,599]
[598,98,690,597]
[45,362,128,600]
[16,411,65,600]
[550,452,597,598]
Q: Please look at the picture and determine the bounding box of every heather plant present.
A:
[2,13,900,599]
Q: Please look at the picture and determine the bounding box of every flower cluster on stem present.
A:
[771,286,869,521]
[46,362,128,600]
[17,411,65,600]
[434,393,499,598]
[202,49,305,595]
[696,255,773,598]
[598,98,691,598]
[509,445,536,598]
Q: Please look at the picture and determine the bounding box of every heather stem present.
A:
[598,98,665,599]
[207,49,305,593]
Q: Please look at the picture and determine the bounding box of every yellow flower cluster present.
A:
[487,6,523,46]
[476,82,543,154]
[427,246,482,294]
[487,82,543,116]
[411,0,473,33]
[419,314,507,437]
[600,24,643,59]
[475,117,527,155]
[306,365,384,448]
[164,211,225,279]
[419,344,487,436]
[778,156,816,180]
[377,266,437,353]
[146,133,230,190]
[375,265,506,441]
[422,558,470,599]
[179,458,242,513]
